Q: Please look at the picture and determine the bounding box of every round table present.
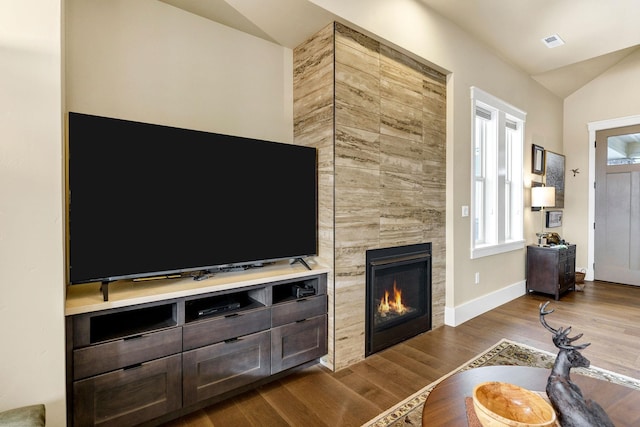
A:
[421,366,640,426]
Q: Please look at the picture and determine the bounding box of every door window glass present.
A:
[608,132,640,165]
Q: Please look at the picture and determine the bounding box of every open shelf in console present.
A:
[89,302,177,344]
[272,277,321,304]
[185,289,265,323]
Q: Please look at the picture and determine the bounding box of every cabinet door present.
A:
[182,330,271,406]
[73,327,182,380]
[182,307,270,351]
[527,248,559,295]
[272,295,327,327]
[566,246,576,287]
[557,251,568,290]
[73,354,182,427]
[271,314,327,374]
[556,247,577,293]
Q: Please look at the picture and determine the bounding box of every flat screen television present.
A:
[67,112,317,285]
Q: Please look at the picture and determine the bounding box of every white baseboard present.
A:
[444,280,526,326]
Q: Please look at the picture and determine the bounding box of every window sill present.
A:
[471,240,525,259]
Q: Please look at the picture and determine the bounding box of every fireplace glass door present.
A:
[366,243,431,356]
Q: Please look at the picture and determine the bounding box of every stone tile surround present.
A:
[293,22,446,371]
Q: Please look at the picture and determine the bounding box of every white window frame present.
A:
[471,87,526,259]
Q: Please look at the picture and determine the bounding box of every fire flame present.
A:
[378,280,406,317]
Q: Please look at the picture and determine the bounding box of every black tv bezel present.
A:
[66,112,318,286]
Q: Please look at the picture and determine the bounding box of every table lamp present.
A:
[531,186,555,246]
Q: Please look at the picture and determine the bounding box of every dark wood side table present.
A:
[526,244,576,300]
[421,366,640,426]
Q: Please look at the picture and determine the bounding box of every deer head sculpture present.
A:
[539,302,614,427]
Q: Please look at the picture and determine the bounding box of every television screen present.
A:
[67,112,317,284]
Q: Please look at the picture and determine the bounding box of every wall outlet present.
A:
[475,272,480,284]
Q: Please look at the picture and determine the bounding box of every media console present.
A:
[65,262,328,426]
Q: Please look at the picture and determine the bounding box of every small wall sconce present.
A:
[531,186,556,245]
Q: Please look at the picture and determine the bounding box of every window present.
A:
[471,87,525,258]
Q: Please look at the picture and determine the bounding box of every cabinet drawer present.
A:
[183,306,270,351]
[73,327,182,380]
[73,354,182,427]
[271,295,327,327]
[183,330,271,405]
[271,314,327,374]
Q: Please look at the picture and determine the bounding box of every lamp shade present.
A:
[531,186,555,208]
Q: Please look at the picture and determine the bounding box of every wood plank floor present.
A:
[162,281,640,426]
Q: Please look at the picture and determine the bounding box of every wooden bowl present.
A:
[472,382,557,427]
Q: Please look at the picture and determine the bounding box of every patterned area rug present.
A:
[362,338,640,426]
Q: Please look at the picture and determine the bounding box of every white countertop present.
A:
[65,261,330,316]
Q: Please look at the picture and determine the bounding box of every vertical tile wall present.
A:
[294,23,446,370]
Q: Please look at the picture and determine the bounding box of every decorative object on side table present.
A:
[539,302,615,427]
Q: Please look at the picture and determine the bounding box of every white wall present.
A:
[0,1,294,425]
[0,0,66,425]
[563,48,640,272]
[309,0,563,315]
[66,0,293,142]
[65,0,566,330]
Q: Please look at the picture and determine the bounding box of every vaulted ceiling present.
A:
[159,0,640,99]
[418,0,640,98]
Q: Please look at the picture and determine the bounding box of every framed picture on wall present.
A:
[545,151,565,208]
[532,144,545,175]
[546,210,563,228]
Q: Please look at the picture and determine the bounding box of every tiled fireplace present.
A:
[293,22,446,370]
[366,243,432,356]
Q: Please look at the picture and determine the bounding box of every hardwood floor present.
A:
[162,281,640,426]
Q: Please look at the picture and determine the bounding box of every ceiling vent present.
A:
[542,34,565,48]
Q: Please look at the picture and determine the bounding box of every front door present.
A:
[594,125,640,285]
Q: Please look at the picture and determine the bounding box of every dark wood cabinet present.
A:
[73,354,182,427]
[66,269,328,426]
[182,306,271,351]
[182,330,271,405]
[271,314,327,374]
[73,326,182,381]
[526,244,576,300]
